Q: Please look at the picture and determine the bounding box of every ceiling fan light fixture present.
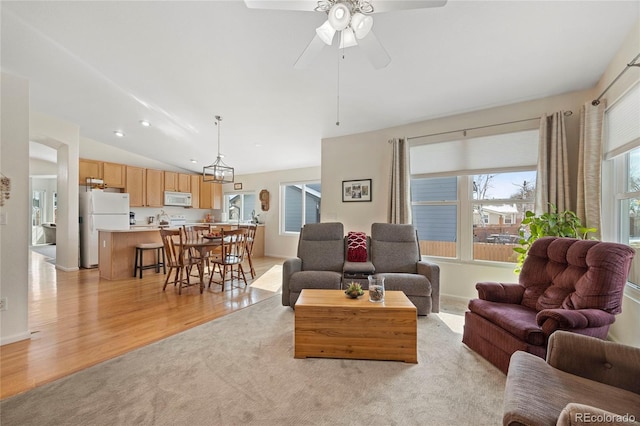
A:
[351,12,373,39]
[316,20,336,45]
[339,27,357,49]
[314,0,331,12]
[328,2,351,31]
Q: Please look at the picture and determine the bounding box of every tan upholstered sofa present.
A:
[503,331,640,426]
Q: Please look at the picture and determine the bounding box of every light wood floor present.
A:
[0,250,285,400]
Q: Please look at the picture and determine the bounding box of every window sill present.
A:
[624,282,640,303]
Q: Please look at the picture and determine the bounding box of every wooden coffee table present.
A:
[294,289,417,363]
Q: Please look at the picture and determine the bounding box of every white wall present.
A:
[1,72,31,345]
[231,166,321,258]
[29,158,57,176]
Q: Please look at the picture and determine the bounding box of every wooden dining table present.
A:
[181,236,222,293]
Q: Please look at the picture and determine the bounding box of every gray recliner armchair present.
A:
[369,223,440,315]
[282,222,345,307]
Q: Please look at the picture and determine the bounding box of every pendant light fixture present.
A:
[203,115,234,183]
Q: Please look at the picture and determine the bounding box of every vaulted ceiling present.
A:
[3,1,638,174]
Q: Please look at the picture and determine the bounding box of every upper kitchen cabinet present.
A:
[178,173,191,193]
[164,171,191,193]
[146,169,165,207]
[125,166,146,207]
[103,162,126,188]
[199,177,223,209]
[164,171,178,191]
[190,174,200,209]
[79,159,103,184]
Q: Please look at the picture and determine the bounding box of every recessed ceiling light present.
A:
[139,120,151,127]
[255,143,262,148]
[190,159,197,164]
[114,130,125,137]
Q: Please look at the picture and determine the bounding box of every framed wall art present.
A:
[342,179,372,202]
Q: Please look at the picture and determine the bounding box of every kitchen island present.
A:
[98,224,265,280]
[98,228,163,280]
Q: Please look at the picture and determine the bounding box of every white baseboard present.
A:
[56,265,79,272]
[1,331,31,346]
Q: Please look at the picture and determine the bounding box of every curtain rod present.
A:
[405,110,573,141]
[592,52,640,106]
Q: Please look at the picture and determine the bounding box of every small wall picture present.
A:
[342,179,372,202]
[234,183,243,190]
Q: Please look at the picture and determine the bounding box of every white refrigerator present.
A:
[79,191,130,268]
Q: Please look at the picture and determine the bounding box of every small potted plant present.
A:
[344,282,365,299]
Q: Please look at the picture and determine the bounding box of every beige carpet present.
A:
[0,296,506,426]
[250,264,282,292]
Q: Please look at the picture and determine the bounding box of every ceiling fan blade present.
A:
[370,0,447,13]
[244,0,317,12]
[358,31,391,69]
[294,34,327,69]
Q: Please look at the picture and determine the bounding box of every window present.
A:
[411,177,458,258]
[605,82,640,288]
[410,129,538,263]
[472,171,535,262]
[281,182,321,233]
[225,192,256,222]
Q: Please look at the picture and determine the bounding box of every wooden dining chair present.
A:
[181,225,213,272]
[238,224,257,278]
[208,228,248,291]
[160,228,199,294]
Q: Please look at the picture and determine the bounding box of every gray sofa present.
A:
[282,222,440,315]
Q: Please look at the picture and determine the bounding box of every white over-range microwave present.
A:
[164,191,192,207]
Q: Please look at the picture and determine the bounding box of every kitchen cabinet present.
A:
[146,169,165,207]
[79,159,103,184]
[125,166,146,207]
[164,171,178,191]
[164,172,190,193]
[190,175,200,209]
[178,173,191,193]
[103,162,126,188]
[212,181,222,209]
[199,177,223,210]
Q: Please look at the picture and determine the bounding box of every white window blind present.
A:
[605,82,640,159]
[410,129,539,176]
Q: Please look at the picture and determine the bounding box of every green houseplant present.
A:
[513,204,597,272]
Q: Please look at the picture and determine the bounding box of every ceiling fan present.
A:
[244,0,448,69]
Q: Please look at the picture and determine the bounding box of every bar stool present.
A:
[134,242,166,279]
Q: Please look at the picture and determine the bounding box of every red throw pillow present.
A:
[347,231,368,262]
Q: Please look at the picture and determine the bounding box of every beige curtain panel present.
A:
[389,138,412,224]
[535,112,571,214]
[576,101,606,239]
